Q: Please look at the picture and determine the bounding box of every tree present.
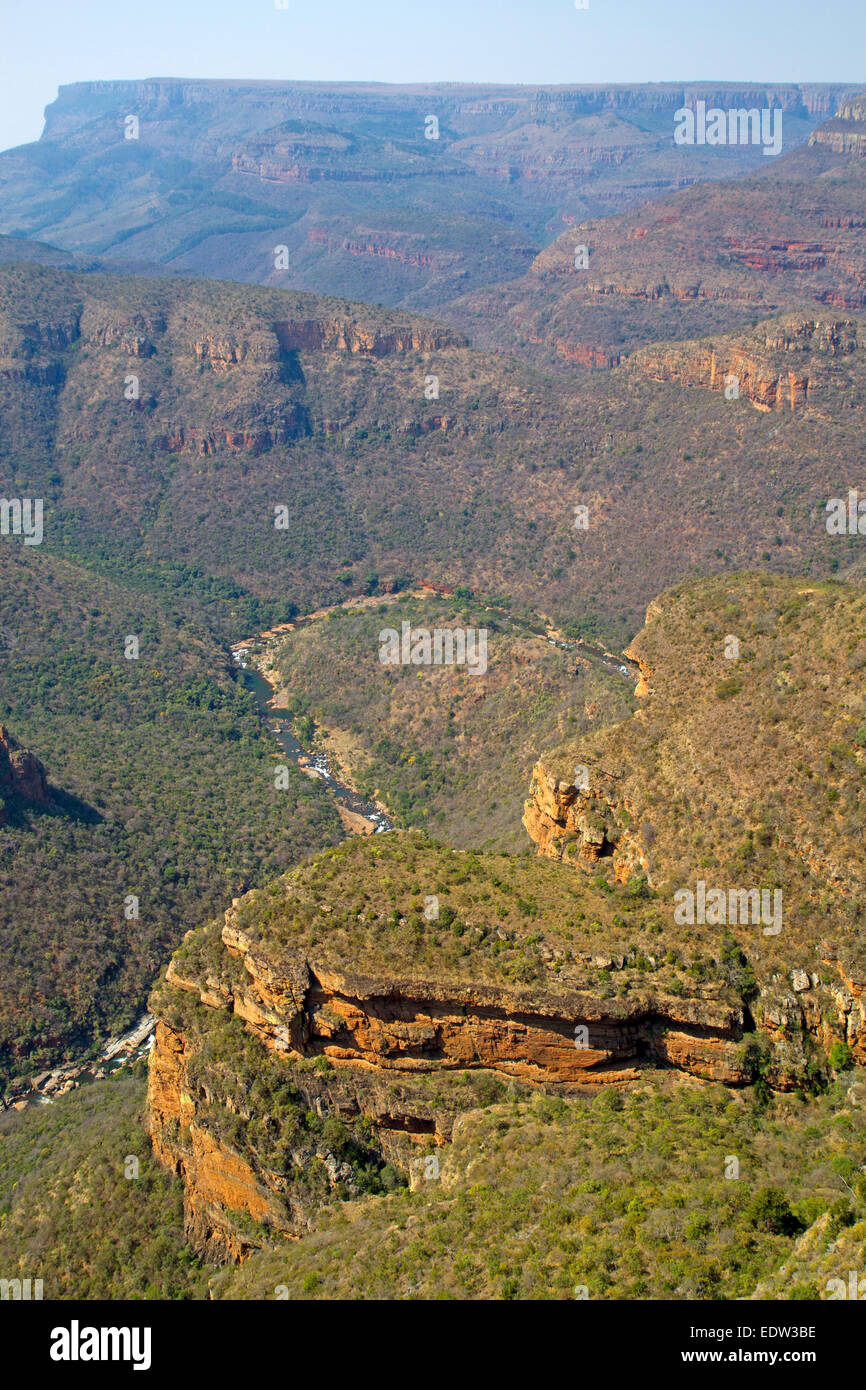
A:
[745,1187,802,1237]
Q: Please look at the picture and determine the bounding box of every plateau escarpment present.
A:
[0,80,850,314]
[0,265,465,459]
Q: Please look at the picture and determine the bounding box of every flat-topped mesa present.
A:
[453,96,866,372]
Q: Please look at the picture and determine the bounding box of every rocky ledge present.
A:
[147,833,760,1258]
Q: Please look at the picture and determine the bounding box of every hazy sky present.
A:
[1,0,863,152]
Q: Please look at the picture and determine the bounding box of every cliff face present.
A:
[0,267,467,461]
[521,575,866,1080]
[0,725,49,821]
[270,315,457,357]
[147,1017,298,1260]
[809,96,866,156]
[211,913,748,1088]
[628,315,865,412]
[522,762,646,881]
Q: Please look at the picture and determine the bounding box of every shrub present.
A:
[829,1040,854,1071]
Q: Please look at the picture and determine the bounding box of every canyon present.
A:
[138,569,866,1266]
[0,81,857,318]
[2,70,866,1307]
[3,261,866,657]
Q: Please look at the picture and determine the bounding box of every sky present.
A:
[0,0,863,152]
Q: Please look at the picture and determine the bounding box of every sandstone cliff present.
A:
[0,267,468,461]
[627,315,865,413]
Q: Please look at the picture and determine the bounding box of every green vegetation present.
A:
[539,574,866,1086]
[270,596,633,851]
[211,1073,866,1300]
[0,1071,213,1299]
[0,544,341,1069]
[218,831,739,1005]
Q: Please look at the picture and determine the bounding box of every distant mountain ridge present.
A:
[0,79,858,315]
[451,96,866,370]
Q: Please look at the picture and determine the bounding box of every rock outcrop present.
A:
[809,95,866,157]
[0,725,49,821]
[522,762,646,882]
[147,832,763,1258]
[522,575,866,1079]
[185,909,747,1087]
[628,315,864,412]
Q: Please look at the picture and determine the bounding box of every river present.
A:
[232,594,639,837]
[239,662,392,833]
